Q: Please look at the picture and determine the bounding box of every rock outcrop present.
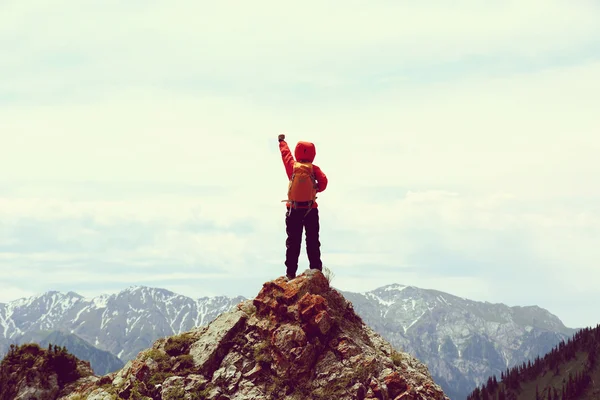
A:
[0,343,93,400]
[3,270,449,399]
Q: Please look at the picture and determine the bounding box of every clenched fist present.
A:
[278,134,285,142]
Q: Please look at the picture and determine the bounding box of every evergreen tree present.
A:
[498,388,506,400]
[481,386,489,400]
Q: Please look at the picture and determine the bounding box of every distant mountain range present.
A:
[0,286,245,361]
[0,283,582,399]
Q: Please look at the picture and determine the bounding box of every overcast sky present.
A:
[1,0,599,329]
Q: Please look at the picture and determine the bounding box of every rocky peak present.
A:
[4,270,449,400]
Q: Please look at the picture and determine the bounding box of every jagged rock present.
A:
[59,376,101,398]
[111,359,133,387]
[189,309,247,376]
[72,388,114,400]
[211,354,243,392]
[161,374,208,399]
[160,376,185,399]
[3,269,449,400]
[89,391,115,400]
[385,371,409,398]
[13,376,59,400]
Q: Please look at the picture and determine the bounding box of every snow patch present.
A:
[406,311,426,330]
[126,316,143,335]
[383,284,406,292]
[91,295,109,309]
[367,293,395,307]
[72,307,87,324]
[179,311,191,334]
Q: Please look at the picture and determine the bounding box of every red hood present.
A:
[294,141,316,162]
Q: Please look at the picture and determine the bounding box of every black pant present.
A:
[285,207,322,276]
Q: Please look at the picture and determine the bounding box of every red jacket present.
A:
[280,140,328,208]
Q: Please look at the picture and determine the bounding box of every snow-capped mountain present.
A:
[340,284,578,400]
[0,286,245,362]
[0,283,578,399]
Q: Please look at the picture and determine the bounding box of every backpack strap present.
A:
[303,201,314,217]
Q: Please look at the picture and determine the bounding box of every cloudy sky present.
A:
[1,1,599,329]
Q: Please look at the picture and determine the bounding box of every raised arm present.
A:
[279,135,295,179]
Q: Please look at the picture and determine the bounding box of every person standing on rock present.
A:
[278,133,328,280]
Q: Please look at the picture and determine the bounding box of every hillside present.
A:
[41,331,125,375]
[467,324,600,400]
[9,330,124,375]
[343,284,577,399]
[0,270,450,400]
[0,343,93,400]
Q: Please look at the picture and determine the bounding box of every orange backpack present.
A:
[282,161,318,214]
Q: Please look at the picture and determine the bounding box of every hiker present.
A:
[278,133,328,280]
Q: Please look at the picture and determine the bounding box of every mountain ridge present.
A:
[0,286,246,361]
[348,283,574,335]
[1,283,577,335]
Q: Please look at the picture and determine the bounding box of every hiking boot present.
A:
[286,273,296,280]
